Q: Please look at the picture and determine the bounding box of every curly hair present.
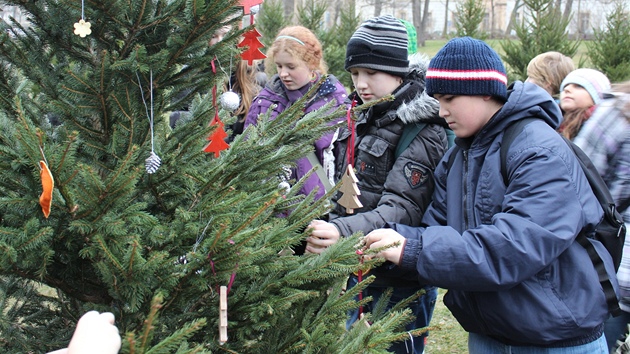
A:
[266,26,327,74]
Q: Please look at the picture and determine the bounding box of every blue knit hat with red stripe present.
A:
[426,37,508,100]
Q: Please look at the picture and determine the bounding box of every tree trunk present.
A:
[504,0,521,37]
[412,0,422,46]
[420,0,430,45]
[284,0,295,19]
[442,0,450,37]
[563,0,573,22]
[490,0,495,38]
[374,0,382,16]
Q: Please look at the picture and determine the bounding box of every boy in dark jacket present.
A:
[362,37,616,353]
[305,15,448,353]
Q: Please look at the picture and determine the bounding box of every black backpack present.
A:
[447,118,626,315]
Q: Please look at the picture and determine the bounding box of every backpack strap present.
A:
[499,118,623,316]
[395,123,427,159]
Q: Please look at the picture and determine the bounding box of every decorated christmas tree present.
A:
[0,0,421,352]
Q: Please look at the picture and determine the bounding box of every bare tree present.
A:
[443,0,451,37]
[505,0,523,36]
[420,0,431,44]
[563,0,573,22]
[490,0,496,37]
[412,0,422,44]
[373,0,382,16]
[284,0,296,20]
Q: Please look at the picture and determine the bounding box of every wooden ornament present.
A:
[237,28,266,65]
[73,19,92,37]
[203,115,230,157]
[219,285,228,345]
[39,160,54,218]
[337,164,362,214]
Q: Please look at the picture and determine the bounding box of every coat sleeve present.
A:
[330,123,447,236]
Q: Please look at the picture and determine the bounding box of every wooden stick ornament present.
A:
[336,99,363,214]
[219,286,228,345]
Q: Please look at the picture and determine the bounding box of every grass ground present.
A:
[426,288,469,353]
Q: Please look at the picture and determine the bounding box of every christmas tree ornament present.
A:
[218,55,241,112]
[39,160,54,218]
[203,115,230,157]
[238,28,266,65]
[73,0,91,37]
[219,91,240,112]
[219,285,228,345]
[204,59,230,157]
[137,70,161,174]
[337,164,363,214]
[145,151,161,174]
[338,100,362,213]
[238,0,263,15]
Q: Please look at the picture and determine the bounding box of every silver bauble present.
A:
[219,91,240,112]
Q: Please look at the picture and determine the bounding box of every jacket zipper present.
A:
[463,150,469,230]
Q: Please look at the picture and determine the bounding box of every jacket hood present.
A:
[397,53,441,125]
[465,81,563,148]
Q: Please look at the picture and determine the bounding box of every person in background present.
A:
[244,25,348,201]
[574,80,630,352]
[305,15,448,353]
[362,36,615,353]
[558,68,611,140]
[225,59,266,143]
[47,311,121,354]
[526,51,575,99]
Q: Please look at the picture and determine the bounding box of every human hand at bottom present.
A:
[305,220,341,254]
[362,228,407,265]
[47,311,121,354]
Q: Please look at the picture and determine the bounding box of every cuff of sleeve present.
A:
[400,238,421,270]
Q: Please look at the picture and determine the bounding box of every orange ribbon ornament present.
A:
[39,160,54,218]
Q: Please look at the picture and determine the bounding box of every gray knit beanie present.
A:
[345,15,409,78]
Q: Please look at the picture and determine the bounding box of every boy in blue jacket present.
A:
[362,37,617,353]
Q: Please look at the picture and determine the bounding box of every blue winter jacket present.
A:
[391,81,617,346]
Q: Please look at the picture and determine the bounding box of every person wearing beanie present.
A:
[244,26,348,202]
[361,37,614,353]
[558,68,611,140]
[305,14,449,354]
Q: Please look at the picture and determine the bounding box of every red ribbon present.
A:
[346,99,357,166]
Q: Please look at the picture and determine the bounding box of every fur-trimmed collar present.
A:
[396,53,441,125]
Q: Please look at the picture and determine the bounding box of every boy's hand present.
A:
[363,229,406,265]
[305,220,340,254]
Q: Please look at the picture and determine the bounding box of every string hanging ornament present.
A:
[203,59,230,157]
[137,70,161,174]
[218,55,240,112]
[337,99,363,214]
[73,0,91,37]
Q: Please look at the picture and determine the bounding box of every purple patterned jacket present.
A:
[244,74,348,200]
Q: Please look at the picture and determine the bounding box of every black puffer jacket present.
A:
[330,54,448,287]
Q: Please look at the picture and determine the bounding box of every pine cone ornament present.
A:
[145,151,161,174]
